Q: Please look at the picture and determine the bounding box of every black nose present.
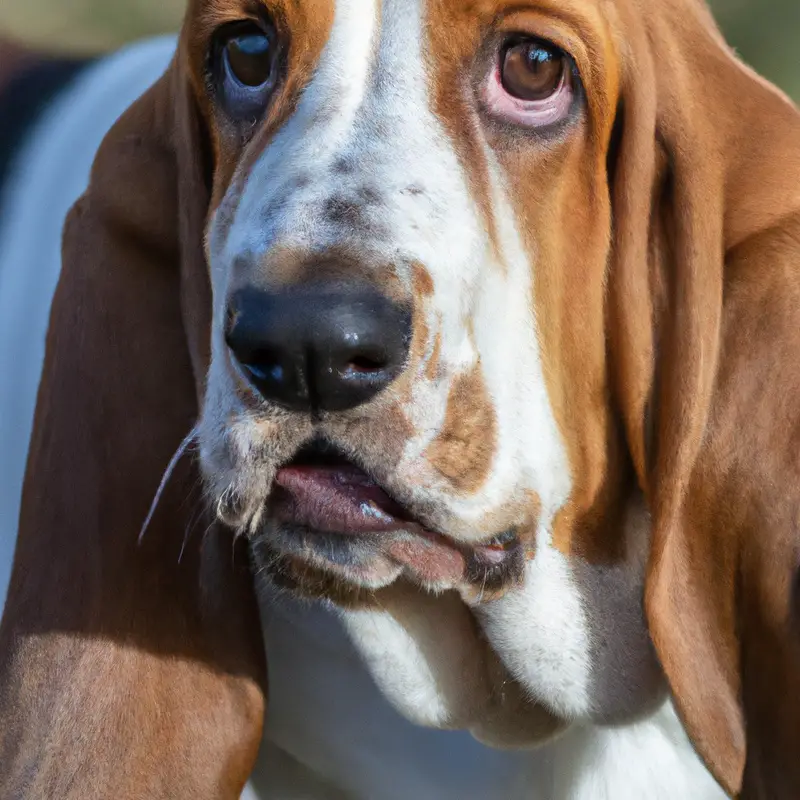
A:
[225,283,411,412]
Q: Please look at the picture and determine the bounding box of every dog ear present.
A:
[609,2,800,797]
[0,42,266,799]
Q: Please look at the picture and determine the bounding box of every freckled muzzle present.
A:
[213,264,522,595]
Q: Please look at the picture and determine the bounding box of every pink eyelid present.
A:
[483,62,574,128]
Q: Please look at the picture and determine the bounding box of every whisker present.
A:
[178,471,205,515]
[201,519,218,549]
[139,423,201,545]
[478,568,488,605]
[179,490,212,564]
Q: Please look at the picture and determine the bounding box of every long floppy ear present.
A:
[0,38,266,799]
[609,2,800,797]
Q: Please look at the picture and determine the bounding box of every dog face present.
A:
[184,0,665,736]
[195,0,621,603]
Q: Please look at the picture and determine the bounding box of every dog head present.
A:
[18,1,796,795]
[180,1,800,791]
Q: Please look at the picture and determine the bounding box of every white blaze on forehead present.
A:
[301,0,378,110]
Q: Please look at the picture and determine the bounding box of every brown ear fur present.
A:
[610,2,800,796]
[0,44,266,798]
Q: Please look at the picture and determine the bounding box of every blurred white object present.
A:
[0,35,176,611]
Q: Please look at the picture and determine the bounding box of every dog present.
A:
[1,1,799,797]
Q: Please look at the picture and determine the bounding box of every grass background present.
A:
[712,0,800,99]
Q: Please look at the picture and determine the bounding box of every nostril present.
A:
[346,353,388,374]
[224,331,283,384]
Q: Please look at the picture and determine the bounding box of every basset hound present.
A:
[1,0,799,798]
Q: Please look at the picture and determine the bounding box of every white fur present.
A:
[258,594,531,800]
[476,546,595,719]
[549,705,725,800]
[336,587,496,730]
[254,593,727,800]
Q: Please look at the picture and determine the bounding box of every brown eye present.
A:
[225,31,274,87]
[501,40,568,101]
[213,21,279,121]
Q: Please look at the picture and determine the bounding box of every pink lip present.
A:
[272,464,415,535]
[270,460,521,589]
[271,463,475,586]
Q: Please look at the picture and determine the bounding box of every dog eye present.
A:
[213,22,279,119]
[501,40,566,101]
[226,31,274,87]
[484,37,577,129]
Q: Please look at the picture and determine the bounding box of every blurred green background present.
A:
[0,1,798,100]
[710,0,800,99]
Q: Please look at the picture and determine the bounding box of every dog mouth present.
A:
[270,440,419,536]
[258,438,523,595]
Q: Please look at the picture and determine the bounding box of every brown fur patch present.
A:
[411,262,435,298]
[407,306,430,374]
[425,365,496,493]
[406,265,436,376]
[425,330,443,382]
[517,491,542,558]
[233,243,409,307]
